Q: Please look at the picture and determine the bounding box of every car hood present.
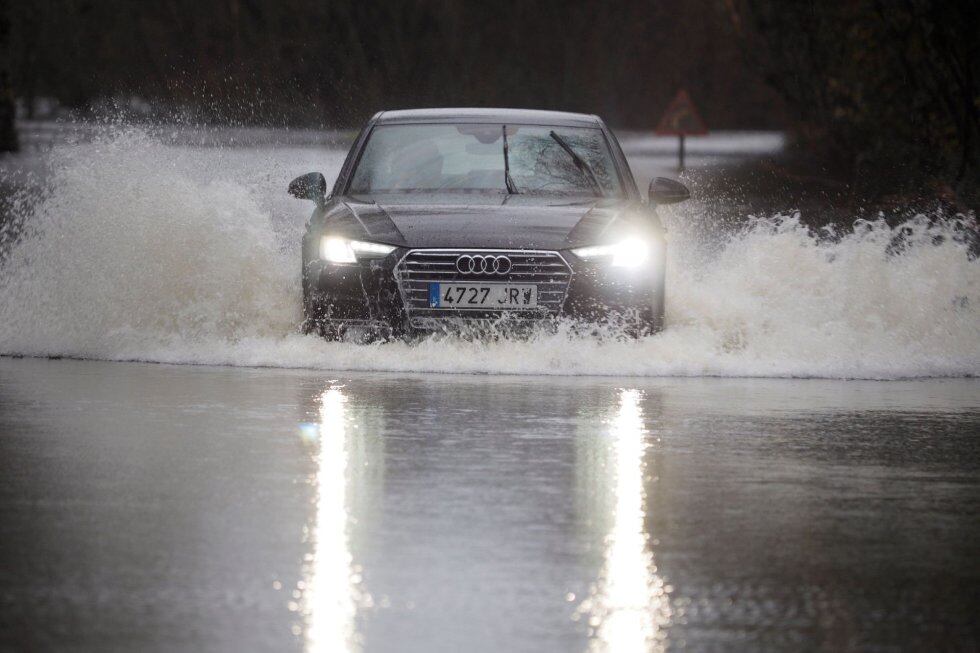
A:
[323,193,647,249]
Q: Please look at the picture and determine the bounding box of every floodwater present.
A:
[1,358,978,652]
[0,124,978,651]
[0,126,976,378]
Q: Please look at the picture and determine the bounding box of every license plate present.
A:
[429,283,538,309]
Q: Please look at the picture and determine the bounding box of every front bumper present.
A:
[303,248,665,336]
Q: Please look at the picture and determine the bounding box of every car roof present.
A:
[374,108,603,127]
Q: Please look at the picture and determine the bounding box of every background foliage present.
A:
[726,0,979,201]
[4,0,781,128]
[1,0,977,203]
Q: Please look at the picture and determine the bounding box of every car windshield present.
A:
[348,123,623,197]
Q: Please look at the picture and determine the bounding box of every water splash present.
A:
[1,127,977,378]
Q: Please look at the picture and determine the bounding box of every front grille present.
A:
[394,249,573,324]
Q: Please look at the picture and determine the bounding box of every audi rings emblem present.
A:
[455,254,513,275]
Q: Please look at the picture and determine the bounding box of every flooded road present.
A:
[1,124,977,650]
[1,357,977,651]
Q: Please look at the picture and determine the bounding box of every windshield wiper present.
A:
[502,125,519,194]
[549,130,604,197]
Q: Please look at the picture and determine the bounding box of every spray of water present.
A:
[1,128,977,378]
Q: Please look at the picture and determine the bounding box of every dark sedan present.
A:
[288,108,689,340]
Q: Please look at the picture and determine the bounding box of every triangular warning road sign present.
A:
[655,90,708,136]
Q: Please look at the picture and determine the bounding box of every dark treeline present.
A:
[727,0,979,204]
[6,0,780,129]
[1,0,978,203]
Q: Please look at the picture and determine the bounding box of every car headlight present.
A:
[571,236,654,268]
[320,237,396,263]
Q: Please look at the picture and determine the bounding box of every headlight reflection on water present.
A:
[301,386,362,652]
[587,389,671,652]
[295,386,668,652]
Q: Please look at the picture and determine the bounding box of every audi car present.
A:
[289,108,689,340]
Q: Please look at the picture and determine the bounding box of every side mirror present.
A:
[648,177,690,205]
[288,172,327,206]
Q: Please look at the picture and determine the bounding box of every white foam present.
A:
[1,128,977,378]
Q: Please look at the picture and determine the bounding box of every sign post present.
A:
[655,89,708,172]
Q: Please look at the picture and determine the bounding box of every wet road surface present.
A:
[0,358,978,652]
